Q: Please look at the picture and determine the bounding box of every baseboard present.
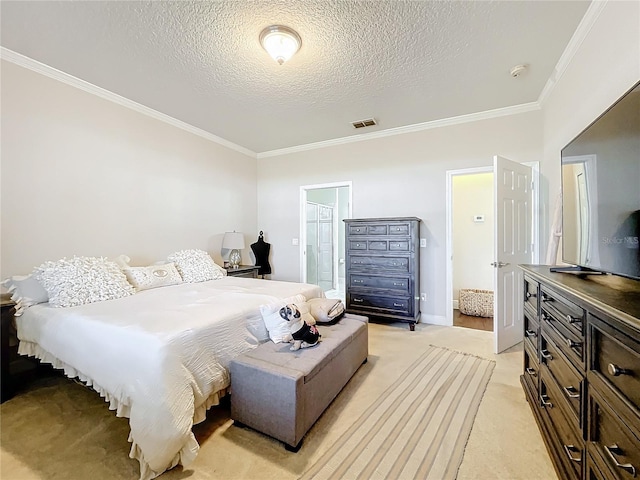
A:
[420,314,448,326]
[453,300,459,310]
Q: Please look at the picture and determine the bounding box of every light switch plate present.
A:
[420,238,427,248]
[292,238,299,246]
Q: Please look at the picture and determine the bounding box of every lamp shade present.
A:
[223,232,245,250]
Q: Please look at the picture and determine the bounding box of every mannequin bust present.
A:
[251,231,272,276]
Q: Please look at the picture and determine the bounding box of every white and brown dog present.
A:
[279,303,320,351]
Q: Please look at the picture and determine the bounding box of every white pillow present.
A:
[34,256,135,308]
[112,254,131,269]
[260,294,306,343]
[1,274,49,316]
[123,263,183,291]
[167,249,226,283]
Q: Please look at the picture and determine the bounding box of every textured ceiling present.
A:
[1,1,590,154]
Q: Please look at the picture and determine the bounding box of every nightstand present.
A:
[225,265,260,279]
[1,296,39,403]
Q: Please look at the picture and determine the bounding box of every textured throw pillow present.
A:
[34,256,135,308]
[123,263,183,291]
[307,297,345,324]
[167,249,226,283]
[1,274,50,316]
[260,294,306,343]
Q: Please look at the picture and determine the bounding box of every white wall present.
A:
[0,61,258,277]
[453,173,494,305]
[257,111,543,324]
[539,0,640,262]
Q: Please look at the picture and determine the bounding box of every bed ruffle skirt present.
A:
[18,340,229,480]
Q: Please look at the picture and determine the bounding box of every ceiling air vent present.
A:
[351,118,377,129]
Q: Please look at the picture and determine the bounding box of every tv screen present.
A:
[560,80,640,280]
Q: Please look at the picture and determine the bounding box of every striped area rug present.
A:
[300,345,495,480]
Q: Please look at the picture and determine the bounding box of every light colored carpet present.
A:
[0,322,557,480]
[300,345,495,480]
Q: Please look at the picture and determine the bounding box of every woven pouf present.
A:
[459,289,494,317]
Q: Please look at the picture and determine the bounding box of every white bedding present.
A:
[16,277,324,480]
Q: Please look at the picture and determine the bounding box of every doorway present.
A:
[446,159,539,353]
[300,182,352,300]
[451,170,495,332]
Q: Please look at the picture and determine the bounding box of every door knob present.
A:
[491,261,510,268]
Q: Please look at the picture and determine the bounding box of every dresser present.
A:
[344,217,420,330]
[519,265,640,480]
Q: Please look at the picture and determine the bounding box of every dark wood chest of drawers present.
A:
[520,265,640,480]
[344,217,420,330]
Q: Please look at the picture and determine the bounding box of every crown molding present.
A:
[0,47,257,159]
[257,102,540,159]
[537,0,608,106]
[1,46,549,161]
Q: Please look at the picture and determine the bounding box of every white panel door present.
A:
[494,155,533,354]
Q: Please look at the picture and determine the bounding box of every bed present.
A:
[14,275,324,480]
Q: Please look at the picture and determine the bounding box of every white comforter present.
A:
[17,277,323,479]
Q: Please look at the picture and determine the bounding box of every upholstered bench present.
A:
[230,313,368,451]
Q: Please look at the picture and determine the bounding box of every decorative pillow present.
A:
[34,256,135,308]
[123,263,183,291]
[260,294,306,343]
[1,274,50,316]
[307,297,346,324]
[112,254,131,269]
[166,249,226,283]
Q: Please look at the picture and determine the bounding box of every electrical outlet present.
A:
[420,292,427,301]
[420,238,427,248]
[292,238,299,246]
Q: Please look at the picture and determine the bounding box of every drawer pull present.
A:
[541,350,553,360]
[607,363,629,377]
[525,329,537,338]
[393,303,403,307]
[353,298,363,303]
[525,367,537,376]
[540,394,553,408]
[563,386,580,399]
[541,312,551,322]
[393,282,403,286]
[353,279,363,284]
[526,291,536,299]
[604,444,636,476]
[566,338,581,349]
[541,294,554,303]
[566,314,581,324]
[563,445,582,463]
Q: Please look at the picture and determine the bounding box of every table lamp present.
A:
[223,231,245,268]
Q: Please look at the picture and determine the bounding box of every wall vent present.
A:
[351,118,377,129]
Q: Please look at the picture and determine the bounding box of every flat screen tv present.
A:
[559,79,640,280]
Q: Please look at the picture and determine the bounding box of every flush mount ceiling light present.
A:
[259,25,301,65]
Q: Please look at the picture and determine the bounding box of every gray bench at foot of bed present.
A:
[230,313,368,451]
